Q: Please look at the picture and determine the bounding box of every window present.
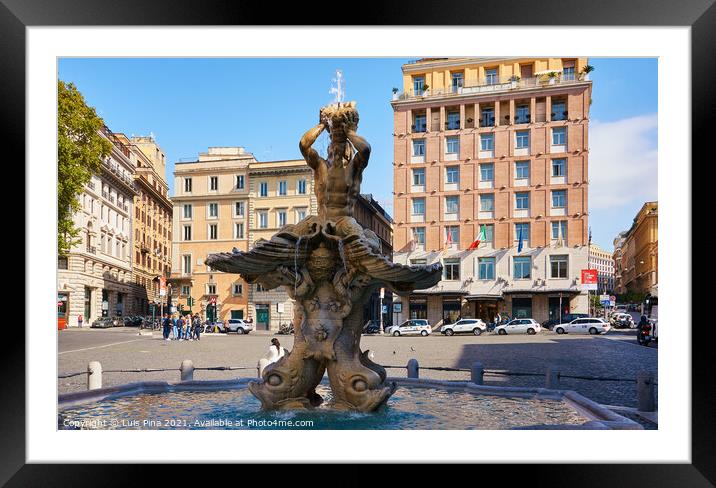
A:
[413,76,425,95]
[552,190,567,208]
[445,196,459,214]
[562,64,575,81]
[516,131,530,149]
[516,105,530,124]
[480,163,494,181]
[412,198,425,215]
[480,133,494,151]
[481,108,495,127]
[235,222,245,239]
[296,208,307,221]
[550,255,569,278]
[443,258,460,280]
[412,168,425,186]
[183,204,192,219]
[411,139,426,158]
[513,256,532,279]
[413,227,425,245]
[278,210,287,227]
[258,211,268,229]
[485,68,498,85]
[208,202,218,218]
[209,176,218,191]
[259,182,268,197]
[235,201,245,217]
[297,179,307,194]
[551,221,568,240]
[515,192,530,210]
[447,111,460,130]
[515,161,530,179]
[480,194,494,212]
[413,114,427,132]
[207,284,217,295]
[552,101,567,121]
[482,224,495,243]
[181,285,190,296]
[446,166,459,184]
[552,127,567,145]
[278,181,287,196]
[233,283,243,295]
[183,225,192,241]
[236,175,245,189]
[451,72,463,92]
[209,224,218,240]
[446,136,459,154]
[552,158,566,177]
[445,226,459,245]
[182,255,191,274]
[478,257,495,280]
[183,178,192,193]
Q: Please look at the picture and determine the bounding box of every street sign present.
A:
[581,269,598,290]
[382,305,388,314]
[277,302,285,314]
[393,303,402,313]
[610,295,616,302]
[159,276,167,297]
[210,296,217,305]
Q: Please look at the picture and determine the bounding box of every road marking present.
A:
[59,339,145,355]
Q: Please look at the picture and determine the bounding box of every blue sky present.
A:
[58,57,657,250]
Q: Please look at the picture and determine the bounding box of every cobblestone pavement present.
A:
[58,328,657,407]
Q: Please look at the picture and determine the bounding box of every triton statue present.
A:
[206,102,441,412]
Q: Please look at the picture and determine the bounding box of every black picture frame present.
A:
[4,0,708,484]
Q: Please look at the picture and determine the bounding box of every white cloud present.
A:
[589,114,658,210]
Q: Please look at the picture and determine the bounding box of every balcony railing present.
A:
[395,74,589,101]
[101,125,131,158]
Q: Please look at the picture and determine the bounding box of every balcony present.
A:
[394,74,589,102]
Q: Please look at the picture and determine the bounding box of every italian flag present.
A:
[468,225,486,250]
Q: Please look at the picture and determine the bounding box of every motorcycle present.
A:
[637,323,653,346]
[277,322,294,335]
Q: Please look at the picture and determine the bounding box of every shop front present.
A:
[408,296,427,320]
[466,295,502,323]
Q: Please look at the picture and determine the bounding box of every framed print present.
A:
[4,0,712,484]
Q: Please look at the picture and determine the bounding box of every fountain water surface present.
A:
[205,102,442,412]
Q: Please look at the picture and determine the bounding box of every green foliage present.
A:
[57,80,112,256]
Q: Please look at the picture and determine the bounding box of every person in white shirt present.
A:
[258,338,286,377]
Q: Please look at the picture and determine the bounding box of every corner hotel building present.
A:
[391,57,592,325]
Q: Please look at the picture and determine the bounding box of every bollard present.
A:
[546,366,560,389]
[471,362,484,385]
[87,361,102,390]
[407,358,419,379]
[180,359,194,381]
[636,371,656,412]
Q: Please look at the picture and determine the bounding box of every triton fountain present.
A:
[205,102,442,412]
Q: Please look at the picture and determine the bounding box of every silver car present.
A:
[385,319,432,337]
[441,319,487,336]
[224,319,254,334]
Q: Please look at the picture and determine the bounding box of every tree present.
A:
[57,80,112,256]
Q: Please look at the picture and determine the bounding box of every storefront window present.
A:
[512,297,532,319]
[409,297,427,319]
[443,299,461,325]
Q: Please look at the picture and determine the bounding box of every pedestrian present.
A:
[77,314,83,328]
[192,314,201,340]
[162,313,171,341]
[178,315,187,341]
[495,312,501,324]
[171,314,179,340]
[636,314,649,343]
[259,338,286,376]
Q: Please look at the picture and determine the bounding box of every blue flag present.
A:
[517,224,524,253]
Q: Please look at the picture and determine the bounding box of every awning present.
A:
[465,294,503,301]
[502,288,582,295]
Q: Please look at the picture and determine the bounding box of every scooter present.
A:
[637,324,653,346]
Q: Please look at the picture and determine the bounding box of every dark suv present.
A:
[542,313,588,330]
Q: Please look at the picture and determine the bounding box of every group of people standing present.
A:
[161,313,202,341]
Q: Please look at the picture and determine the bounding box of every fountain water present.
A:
[206,102,442,412]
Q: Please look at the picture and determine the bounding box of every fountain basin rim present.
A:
[57,377,641,430]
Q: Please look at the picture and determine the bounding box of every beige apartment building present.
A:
[247,159,317,330]
[170,147,253,322]
[57,126,138,327]
[613,201,658,298]
[588,243,615,294]
[391,57,592,325]
[118,134,173,317]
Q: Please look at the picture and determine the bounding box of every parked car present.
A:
[440,319,487,336]
[385,319,432,337]
[610,312,635,329]
[554,317,611,335]
[123,316,143,327]
[542,313,588,330]
[90,317,114,329]
[494,318,541,335]
[224,319,253,334]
